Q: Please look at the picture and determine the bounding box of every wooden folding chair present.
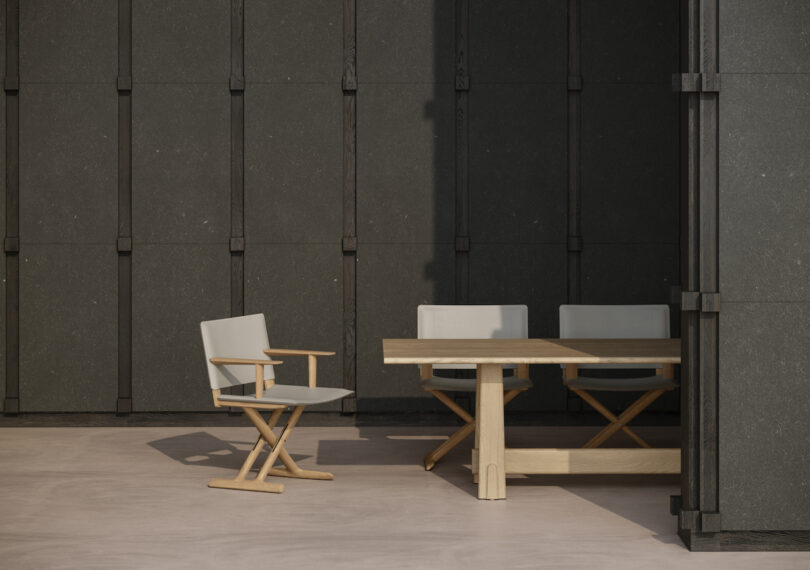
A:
[417,305,532,470]
[200,314,353,493]
[559,304,678,448]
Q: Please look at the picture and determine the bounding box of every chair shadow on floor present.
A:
[147,431,311,471]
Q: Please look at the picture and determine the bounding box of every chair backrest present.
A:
[418,305,528,370]
[200,314,276,390]
[559,304,670,369]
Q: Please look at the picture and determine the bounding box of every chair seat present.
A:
[563,375,678,392]
[421,375,532,392]
[218,385,354,407]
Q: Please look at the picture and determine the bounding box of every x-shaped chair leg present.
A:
[571,388,669,449]
[424,388,525,471]
[208,405,333,493]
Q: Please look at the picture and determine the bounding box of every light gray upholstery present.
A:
[418,305,528,371]
[200,314,275,390]
[200,313,353,405]
[563,375,678,392]
[217,385,353,407]
[559,304,677,391]
[421,375,532,392]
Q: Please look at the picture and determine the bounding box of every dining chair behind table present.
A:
[417,305,532,470]
[559,304,677,448]
[200,313,352,493]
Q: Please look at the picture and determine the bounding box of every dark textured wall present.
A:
[717,0,810,531]
[2,0,679,413]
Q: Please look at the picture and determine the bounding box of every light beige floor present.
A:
[1,424,808,569]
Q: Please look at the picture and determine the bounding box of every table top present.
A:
[382,338,681,365]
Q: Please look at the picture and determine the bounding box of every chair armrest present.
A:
[262,348,334,387]
[263,348,335,357]
[209,358,283,366]
[209,358,283,398]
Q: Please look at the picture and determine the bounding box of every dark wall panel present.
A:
[469,0,566,83]
[0,2,6,403]
[581,86,678,246]
[133,0,229,83]
[719,72,810,530]
[245,85,342,243]
[358,0,453,83]
[580,0,679,322]
[20,246,117,411]
[21,86,117,243]
[132,86,229,244]
[582,0,679,84]
[720,75,810,303]
[18,82,117,411]
[245,0,341,82]
[720,0,810,74]
[357,85,454,244]
[582,244,678,304]
[132,0,230,415]
[132,245,229,411]
[719,303,810,530]
[20,0,116,84]
[245,244,343,410]
[469,84,567,243]
[357,244,454,410]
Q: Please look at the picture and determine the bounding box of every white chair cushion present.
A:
[217,385,353,407]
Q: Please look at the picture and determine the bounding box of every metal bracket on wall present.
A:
[4,76,20,92]
[567,75,582,91]
[455,236,470,253]
[342,73,357,92]
[117,76,132,92]
[116,237,132,253]
[342,236,357,253]
[681,291,721,313]
[4,237,20,254]
[672,72,721,93]
[567,236,583,252]
[229,75,245,92]
[229,237,245,253]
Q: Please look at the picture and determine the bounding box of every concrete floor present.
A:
[1,424,808,569]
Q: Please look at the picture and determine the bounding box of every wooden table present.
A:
[382,338,681,500]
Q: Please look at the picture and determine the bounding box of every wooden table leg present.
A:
[477,363,506,500]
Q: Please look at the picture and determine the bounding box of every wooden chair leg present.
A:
[208,405,334,493]
[425,422,476,471]
[424,389,475,470]
[573,388,668,448]
[425,388,528,473]
[208,407,285,493]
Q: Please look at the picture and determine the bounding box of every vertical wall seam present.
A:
[227,0,246,406]
[565,0,582,412]
[116,0,133,414]
[566,0,582,305]
[3,0,20,415]
[341,0,358,414]
[230,0,245,319]
[454,0,470,305]
[695,0,721,522]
